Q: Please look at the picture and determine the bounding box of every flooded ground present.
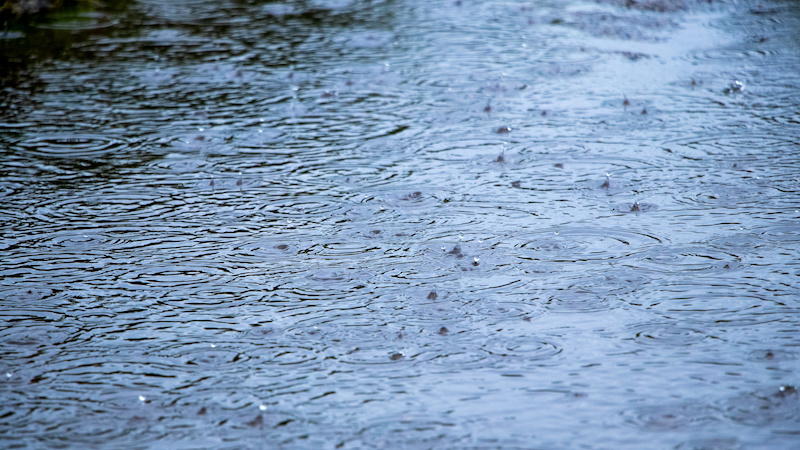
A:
[1,0,799,448]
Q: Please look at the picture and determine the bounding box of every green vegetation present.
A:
[2,0,102,26]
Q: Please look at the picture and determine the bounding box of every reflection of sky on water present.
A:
[1,0,800,448]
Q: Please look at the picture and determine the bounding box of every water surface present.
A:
[2,0,800,448]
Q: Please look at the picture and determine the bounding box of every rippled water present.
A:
[2,0,799,448]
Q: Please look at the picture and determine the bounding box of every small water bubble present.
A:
[210,344,216,348]
[198,127,204,132]
[458,234,465,240]
[724,80,745,94]
[287,219,293,224]
[259,404,268,411]
[138,395,146,402]
[554,231,559,236]
[258,128,263,133]
[5,373,12,379]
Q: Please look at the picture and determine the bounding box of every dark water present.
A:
[2,0,800,448]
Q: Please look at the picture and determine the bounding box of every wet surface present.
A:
[1,0,799,448]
